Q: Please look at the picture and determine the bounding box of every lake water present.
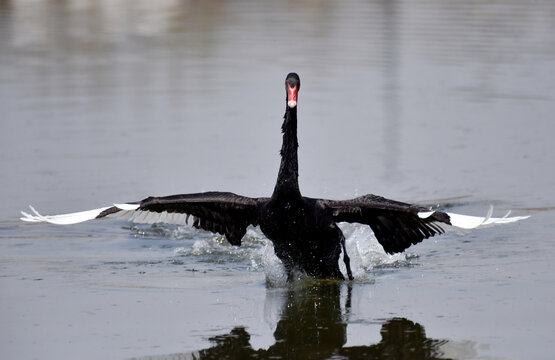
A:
[1,0,555,359]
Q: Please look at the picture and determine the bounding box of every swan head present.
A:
[285,73,300,108]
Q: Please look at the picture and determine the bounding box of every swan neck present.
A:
[273,107,300,199]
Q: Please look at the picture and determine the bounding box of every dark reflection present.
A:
[148,281,450,360]
[194,319,448,360]
[340,318,448,359]
[269,280,349,357]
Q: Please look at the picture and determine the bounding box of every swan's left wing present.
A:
[21,192,263,246]
[319,194,529,254]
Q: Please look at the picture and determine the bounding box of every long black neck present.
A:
[272,106,301,200]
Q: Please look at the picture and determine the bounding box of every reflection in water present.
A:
[192,319,447,359]
[137,281,450,359]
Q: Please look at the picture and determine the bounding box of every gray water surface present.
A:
[1,1,555,359]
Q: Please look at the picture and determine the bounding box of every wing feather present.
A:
[319,194,528,254]
[21,192,263,246]
[103,192,263,245]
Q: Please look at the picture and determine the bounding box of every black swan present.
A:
[21,73,528,280]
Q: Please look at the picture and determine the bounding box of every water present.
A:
[1,0,555,359]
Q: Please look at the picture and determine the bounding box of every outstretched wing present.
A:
[21,192,263,246]
[319,194,449,254]
[319,194,529,254]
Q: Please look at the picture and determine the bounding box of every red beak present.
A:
[287,83,298,108]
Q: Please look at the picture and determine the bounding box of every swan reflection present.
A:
[137,280,463,359]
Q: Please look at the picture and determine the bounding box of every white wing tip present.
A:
[20,205,46,223]
[417,211,434,219]
[20,206,42,222]
[114,203,140,211]
[418,206,529,231]
[447,207,529,230]
[19,205,112,225]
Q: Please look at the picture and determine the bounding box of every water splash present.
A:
[158,223,416,284]
[338,223,416,279]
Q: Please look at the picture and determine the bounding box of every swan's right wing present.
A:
[319,194,529,254]
[319,195,449,254]
[21,192,264,246]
